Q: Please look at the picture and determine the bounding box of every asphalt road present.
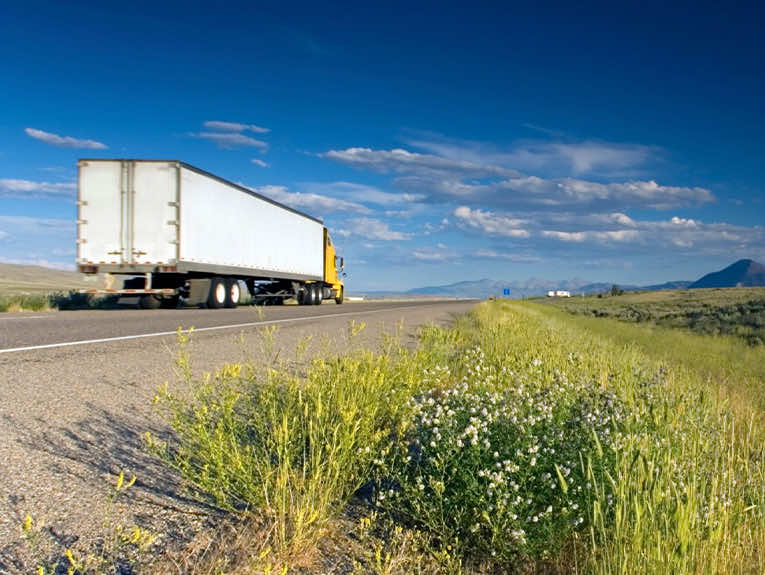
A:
[0,300,463,352]
[0,299,476,572]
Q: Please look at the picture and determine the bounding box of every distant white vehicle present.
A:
[547,290,571,297]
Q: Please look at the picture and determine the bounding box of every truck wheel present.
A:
[335,287,344,304]
[139,294,161,309]
[160,296,181,309]
[208,277,227,309]
[298,285,309,305]
[312,283,323,305]
[225,279,240,308]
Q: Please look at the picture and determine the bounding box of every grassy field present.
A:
[544,287,765,345]
[24,300,765,573]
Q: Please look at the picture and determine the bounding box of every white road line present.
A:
[0,304,443,355]
[0,315,48,321]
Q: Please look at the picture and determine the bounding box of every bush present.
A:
[384,348,624,561]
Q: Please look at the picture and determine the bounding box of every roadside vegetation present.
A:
[546,287,765,345]
[0,293,53,312]
[0,291,119,312]
[135,300,765,574]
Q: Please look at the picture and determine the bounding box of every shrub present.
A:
[384,348,624,561]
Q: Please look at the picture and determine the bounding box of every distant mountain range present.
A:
[358,259,763,299]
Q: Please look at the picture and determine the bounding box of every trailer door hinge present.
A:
[166,220,178,226]
[167,201,179,207]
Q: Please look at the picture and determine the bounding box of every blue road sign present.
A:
[503,288,510,296]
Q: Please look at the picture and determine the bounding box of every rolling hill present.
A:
[0,262,105,294]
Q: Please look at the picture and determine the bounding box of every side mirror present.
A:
[340,257,344,270]
[342,272,347,278]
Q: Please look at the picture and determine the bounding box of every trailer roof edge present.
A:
[77,158,324,225]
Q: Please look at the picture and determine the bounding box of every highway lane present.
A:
[0,300,465,352]
[0,299,476,570]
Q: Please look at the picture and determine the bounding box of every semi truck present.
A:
[77,159,344,308]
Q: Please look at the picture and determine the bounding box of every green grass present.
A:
[143,300,765,574]
[0,293,53,312]
[546,287,765,345]
[0,291,119,312]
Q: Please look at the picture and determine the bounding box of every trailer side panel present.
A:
[178,166,323,279]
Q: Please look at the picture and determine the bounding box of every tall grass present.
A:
[150,329,431,551]
[0,293,52,312]
[150,301,765,573]
[0,291,118,312]
[538,305,765,413]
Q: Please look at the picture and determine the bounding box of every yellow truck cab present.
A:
[323,228,344,304]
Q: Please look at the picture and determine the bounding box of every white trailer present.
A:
[77,160,344,308]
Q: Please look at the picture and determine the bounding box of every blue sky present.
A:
[1,1,763,291]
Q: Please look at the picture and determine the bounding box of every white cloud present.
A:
[0,179,76,199]
[541,229,640,243]
[539,216,764,252]
[496,177,713,210]
[0,230,7,240]
[411,245,457,261]
[454,206,530,238]
[303,181,425,206]
[422,218,450,235]
[411,136,657,176]
[323,147,517,178]
[473,249,541,262]
[251,158,270,168]
[336,217,412,241]
[324,146,712,211]
[25,128,107,149]
[669,216,699,228]
[193,132,268,150]
[246,184,370,214]
[204,120,270,134]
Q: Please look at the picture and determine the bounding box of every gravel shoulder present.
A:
[0,301,475,573]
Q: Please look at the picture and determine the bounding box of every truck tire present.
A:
[312,283,323,305]
[299,285,310,305]
[139,294,161,309]
[225,278,240,308]
[335,287,343,304]
[160,296,181,309]
[208,277,227,309]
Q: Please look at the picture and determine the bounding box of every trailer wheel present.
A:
[160,296,181,309]
[139,294,161,309]
[225,279,240,308]
[208,277,227,309]
[335,287,344,305]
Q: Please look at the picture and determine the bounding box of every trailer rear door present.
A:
[78,160,179,266]
[131,162,178,265]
